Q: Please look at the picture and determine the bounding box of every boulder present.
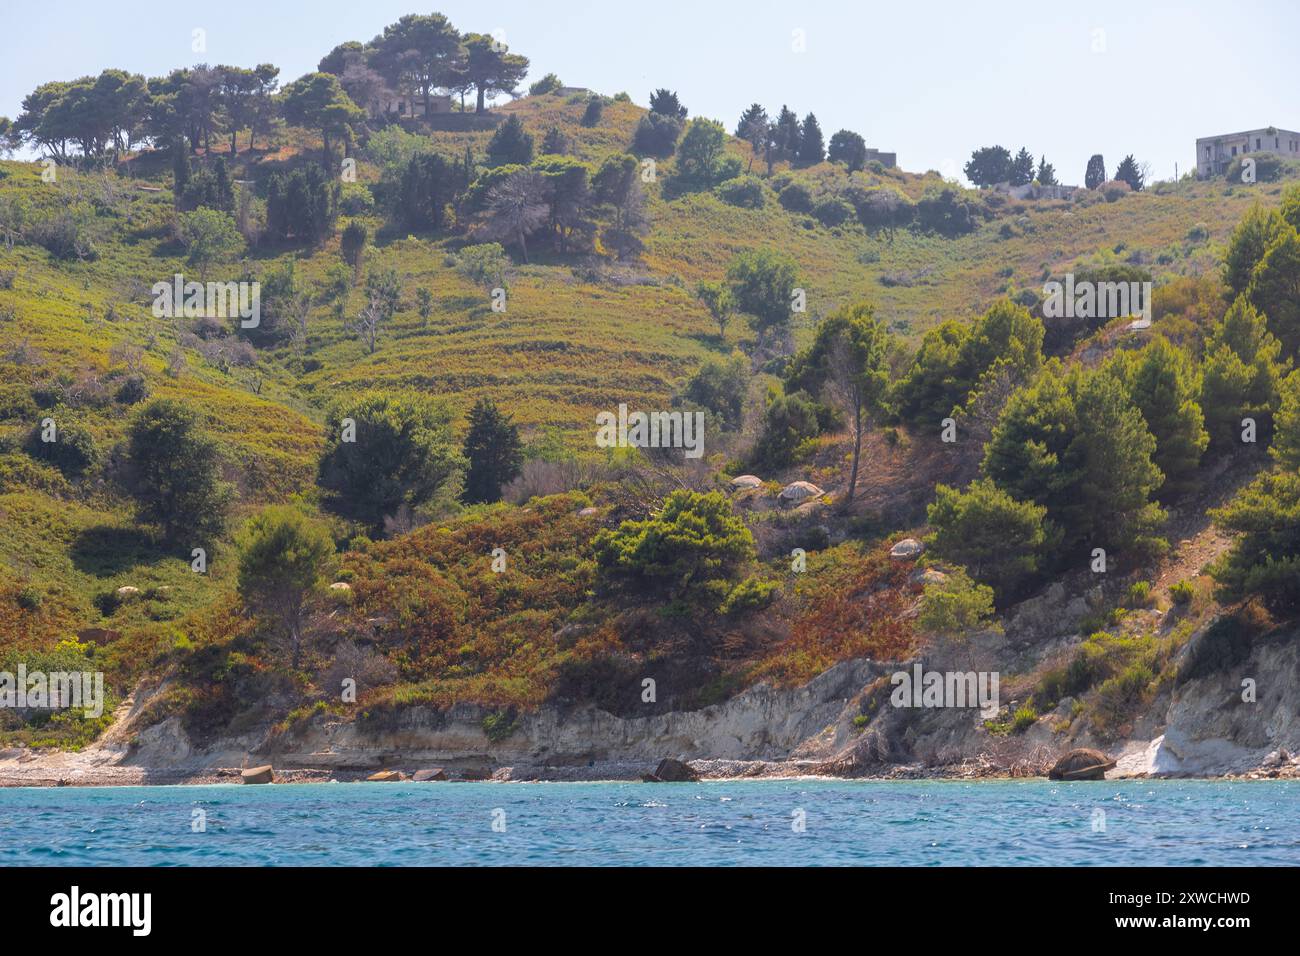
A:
[76,627,121,646]
[366,770,405,782]
[458,767,492,781]
[412,768,448,782]
[328,582,352,592]
[578,506,601,516]
[240,765,274,785]
[889,538,925,560]
[1048,748,1116,781]
[778,481,824,503]
[645,758,700,783]
[910,568,948,586]
[115,586,141,600]
[730,474,764,490]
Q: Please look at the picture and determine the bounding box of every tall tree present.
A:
[726,248,799,340]
[773,105,801,163]
[217,65,261,154]
[1108,337,1208,497]
[120,400,233,543]
[457,33,529,113]
[486,113,534,166]
[1248,227,1300,358]
[785,302,893,508]
[369,13,465,115]
[477,169,548,263]
[318,392,465,531]
[827,129,868,172]
[1085,153,1107,189]
[1036,155,1057,185]
[797,112,825,165]
[964,146,1012,186]
[461,397,523,504]
[649,88,687,121]
[1009,147,1035,186]
[1223,205,1287,298]
[736,103,769,173]
[592,152,649,260]
[282,72,364,162]
[236,506,334,669]
[1200,296,1287,449]
[1114,154,1145,191]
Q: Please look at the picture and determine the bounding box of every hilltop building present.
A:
[1196,126,1300,178]
[864,148,896,168]
[390,94,453,117]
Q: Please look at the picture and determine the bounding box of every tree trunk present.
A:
[476,86,486,114]
[842,394,863,512]
[518,229,529,264]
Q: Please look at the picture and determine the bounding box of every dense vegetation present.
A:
[2,9,1299,750]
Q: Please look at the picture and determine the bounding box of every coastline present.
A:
[4,754,1297,788]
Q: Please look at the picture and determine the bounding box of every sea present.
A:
[2,778,1297,866]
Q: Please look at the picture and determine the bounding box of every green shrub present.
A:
[778,182,813,213]
[592,490,755,607]
[716,176,766,209]
[1011,705,1038,733]
[1125,580,1152,607]
[1170,579,1194,605]
[23,414,97,477]
[812,197,853,227]
[340,182,375,216]
[720,576,778,615]
[16,585,42,611]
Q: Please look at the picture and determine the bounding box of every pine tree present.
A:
[1114,154,1144,191]
[797,113,825,165]
[1223,205,1287,298]
[1036,156,1057,186]
[486,114,534,167]
[736,103,768,172]
[1109,338,1208,498]
[1272,370,1300,470]
[774,106,801,163]
[1248,226,1300,359]
[1069,368,1165,552]
[1200,296,1287,450]
[1085,154,1107,189]
[1009,147,1034,186]
[462,397,523,504]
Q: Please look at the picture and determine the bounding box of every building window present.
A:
[1232,146,1237,156]
[1256,138,1261,149]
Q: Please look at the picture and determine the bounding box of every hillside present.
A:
[3,54,1300,781]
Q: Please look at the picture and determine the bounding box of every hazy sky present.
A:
[3,0,1297,184]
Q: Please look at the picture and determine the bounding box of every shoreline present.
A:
[3,759,1297,789]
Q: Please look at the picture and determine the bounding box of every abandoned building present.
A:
[1196,126,1300,178]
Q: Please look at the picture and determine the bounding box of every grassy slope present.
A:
[0,91,1293,745]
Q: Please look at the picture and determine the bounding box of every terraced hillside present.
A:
[2,77,1299,759]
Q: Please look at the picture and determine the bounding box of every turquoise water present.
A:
[1,779,1297,866]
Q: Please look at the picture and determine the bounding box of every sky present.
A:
[3,0,1298,184]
